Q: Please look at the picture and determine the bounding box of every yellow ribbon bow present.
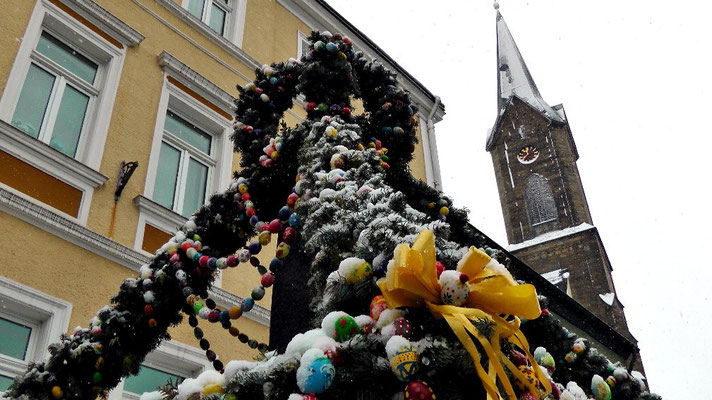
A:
[377,230,551,400]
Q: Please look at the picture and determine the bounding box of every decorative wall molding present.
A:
[159,51,238,114]
[59,0,145,47]
[0,188,270,326]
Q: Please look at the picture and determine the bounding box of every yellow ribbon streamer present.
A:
[377,230,551,400]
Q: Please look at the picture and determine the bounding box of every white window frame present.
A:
[141,76,232,217]
[0,0,125,170]
[0,0,141,224]
[177,0,247,47]
[297,30,310,59]
[0,277,72,393]
[107,340,209,400]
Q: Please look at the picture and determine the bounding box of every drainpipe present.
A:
[424,96,442,190]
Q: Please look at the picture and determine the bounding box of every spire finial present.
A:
[493,2,500,10]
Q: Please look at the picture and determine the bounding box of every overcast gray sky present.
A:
[326,0,712,397]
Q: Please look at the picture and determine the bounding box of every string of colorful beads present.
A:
[177,176,302,370]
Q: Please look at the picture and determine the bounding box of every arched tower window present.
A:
[525,174,557,225]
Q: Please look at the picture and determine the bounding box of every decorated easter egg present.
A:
[572,339,586,354]
[369,295,388,320]
[591,374,612,400]
[390,345,419,382]
[438,270,470,306]
[509,350,528,366]
[296,349,335,394]
[539,352,556,372]
[404,381,435,400]
[565,351,577,363]
[51,386,63,399]
[605,376,617,388]
[612,367,628,381]
[519,393,538,400]
[345,261,373,283]
[514,365,537,392]
[334,315,359,342]
[394,317,414,339]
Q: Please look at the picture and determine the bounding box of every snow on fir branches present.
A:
[6,31,656,400]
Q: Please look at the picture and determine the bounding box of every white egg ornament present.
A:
[296,349,335,394]
[591,374,612,400]
[438,270,470,306]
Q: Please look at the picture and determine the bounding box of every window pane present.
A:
[36,32,97,84]
[11,64,55,138]
[0,317,32,360]
[50,85,89,157]
[186,0,205,18]
[153,142,181,210]
[123,365,183,395]
[208,4,226,35]
[0,375,14,392]
[164,111,212,154]
[181,158,208,217]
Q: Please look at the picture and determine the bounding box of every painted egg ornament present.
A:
[404,381,435,400]
[591,375,612,400]
[564,351,577,363]
[334,315,360,342]
[394,317,414,339]
[51,386,63,399]
[261,272,275,287]
[572,339,586,354]
[514,365,537,392]
[237,248,251,263]
[276,242,290,258]
[605,376,617,388]
[389,345,419,382]
[438,270,470,306]
[258,231,271,246]
[325,42,338,52]
[539,352,556,372]
[296,349,335,394]
[509,350,528,366]
[369,295,389,320]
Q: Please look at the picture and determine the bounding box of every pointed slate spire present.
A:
[496,11,563,122]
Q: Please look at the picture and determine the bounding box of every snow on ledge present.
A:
[506,223,594,252]
[599,292,615,306]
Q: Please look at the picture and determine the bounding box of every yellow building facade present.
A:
[0,0,444,397]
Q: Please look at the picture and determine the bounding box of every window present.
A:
[11,31,97,158]
[524,173,557,225]
[107,340,208,400]
[185,0,230,35]
[136,53,234,254]
[0,0,141,223]
[122,365,184,399]
[0,277,72,394]
[298,31,310,59]
[153,110,214,217]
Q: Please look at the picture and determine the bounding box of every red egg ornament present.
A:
[404,381,435,400]
[394,317,414,339]
[369,295,389,320]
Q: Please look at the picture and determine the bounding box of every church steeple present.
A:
[496,11,563,123]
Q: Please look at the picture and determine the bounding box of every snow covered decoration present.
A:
[5,29,661,400]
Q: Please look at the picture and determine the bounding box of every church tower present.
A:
[486,12,637,345]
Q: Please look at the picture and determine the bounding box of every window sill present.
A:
[134,194,188,238]
[0,120,108,189]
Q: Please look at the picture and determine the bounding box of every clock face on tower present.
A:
[517,146,539,164]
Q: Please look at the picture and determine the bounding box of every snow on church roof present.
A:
[506,223,595,251]
[495,11,564,124]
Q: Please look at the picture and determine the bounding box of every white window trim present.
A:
[140,76,233,218]
[164,0,247,48]
[107,340,210,400]
[0,277,73,389]
[0,0,128,170]
[297,30,310,59]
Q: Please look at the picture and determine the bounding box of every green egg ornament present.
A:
[334,315,359,342]
[591,374,612,400]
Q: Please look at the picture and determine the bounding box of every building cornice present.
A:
[158,51,238,113]
[134,194,188,232]
[59,0,145,47]
[0,188,270,325]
